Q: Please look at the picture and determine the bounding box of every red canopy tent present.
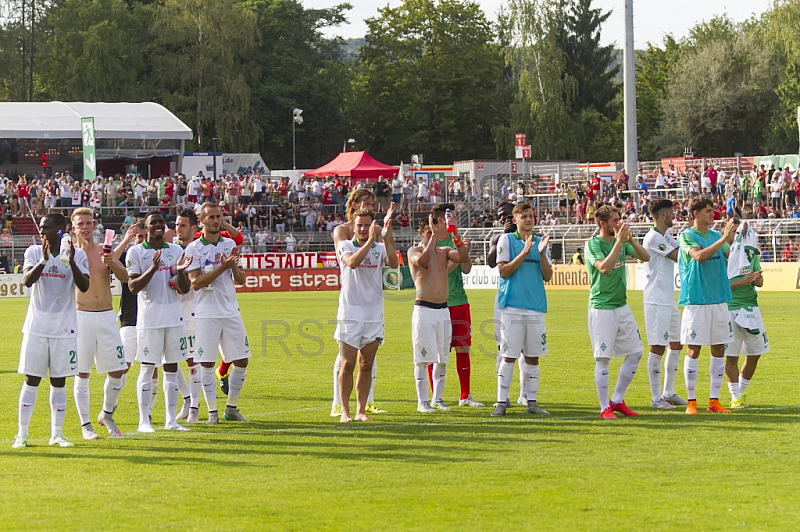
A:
[305,151,398,181]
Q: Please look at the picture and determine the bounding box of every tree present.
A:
[635,35,681,159]
[38,0,149,102]
[148,0,259,151]
[355,0,505,163]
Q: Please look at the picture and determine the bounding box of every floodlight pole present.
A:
[292,116,296,170]
[212,137,219,180]
[623,0,639,179]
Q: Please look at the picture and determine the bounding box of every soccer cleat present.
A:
[685,400,698,415]
[365,402,387,414]
[81,423,101,440]
[49,433,74,447]
[186,407,200,423]
[651,398,676,410]
[207,411,219,425]
[599,407,618,420]
[219,376,229,396]
[176,397,191,420]
[330,403,342,418]
[707,399,732,413]
[516,396,526,406]
[137,423,155,433]
[12,434,28,449]
[98,412,122,437]
[730,398,746,409]
[490,401,508,417]
[223,406,250,422]
[417,401,436,413]
[525,401,550,415]
[432,400,451,411]
[458,395,485,407]
[215,365,229,380]
[663,393,688,406]
[609,400,639,417]
[164,422,190,431]
[740,393,748,406]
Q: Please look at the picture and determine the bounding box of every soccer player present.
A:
[330,189,391,417]
[334,209,398,422]
[678,199,737,415]
[13,213,90,448]
[488,202,528,405]
[641,199,686,410]
[71,207,129,439]
[126,211,192,432]
[174,209,203,422]
[408,214,469,412]
[185,202,251,424]
[116,221,145,371]
[491,203,552,417]
[431,203,483,407]
[585,205,650,419]
[724,223,768,409]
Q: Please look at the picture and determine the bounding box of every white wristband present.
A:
[38,258,48,266]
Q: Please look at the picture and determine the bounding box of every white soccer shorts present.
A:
[412,306,451,365]
[725,308,770,357]
[334,320,384,350]
[681,303,732,346]
[77,310,127,374]
[137,325,188,367]
[587,305,643,359]
[194,316,251,364]
[19,334,79,378]
[499,309,548,359]
[120,326,137,365]
[644,303,681,347]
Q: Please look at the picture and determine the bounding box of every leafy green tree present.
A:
[635,35,681,159]
[355,0,505,163]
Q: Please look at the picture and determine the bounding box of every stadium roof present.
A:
[0,101,193,140]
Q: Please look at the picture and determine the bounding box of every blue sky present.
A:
[303,0,772,47]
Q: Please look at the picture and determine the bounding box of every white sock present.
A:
[163,371,179,426]
[663,349,681,397]
[137,364,153,426]
[201,366,217,413]
[414,365,429,404]
[523,362,540,402]
[332,354,342,406]
[709,357,725,400]
[189,365,202,409]
[517,357,527,400]
[176,368,190,400]
[115,373,128,410]
[496,353,502,373]
[73,376,91,426]
[102,376,123,415]
[739,376,751,395]
[50,386,67,437]
[367,358,377,404]
[727,381,741,400]
[684,356,698,401]
[18,383,38,436]
[497,360,514,403]
[432,363,446,403]
[647,352,663,402]
[227,365,247,408]
[149,375,159,418]
[611,352,642,404]
[595,358,611,411]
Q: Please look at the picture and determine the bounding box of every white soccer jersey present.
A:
[22,244,89,338]
[642,228,678,305]
[336,239,386,322]
[184,236,241,318]
[125,241,185,329]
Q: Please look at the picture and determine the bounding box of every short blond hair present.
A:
[70,207,93,222]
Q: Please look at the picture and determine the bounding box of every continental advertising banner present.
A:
[458,265,594,290]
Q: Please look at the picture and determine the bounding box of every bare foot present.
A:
[339,412,352,423]
[354,413,372,422]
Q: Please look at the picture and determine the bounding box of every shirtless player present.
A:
[408,214,469,412]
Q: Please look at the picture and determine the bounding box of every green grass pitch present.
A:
[1,290,799,530]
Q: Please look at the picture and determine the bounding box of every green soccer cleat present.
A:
[365,402,387,414]
[12,434,28,449]
[49,433,75,448]
[330,403,342,418]
[730,397,747,409]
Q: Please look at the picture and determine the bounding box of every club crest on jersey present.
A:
[49,265,59,274]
